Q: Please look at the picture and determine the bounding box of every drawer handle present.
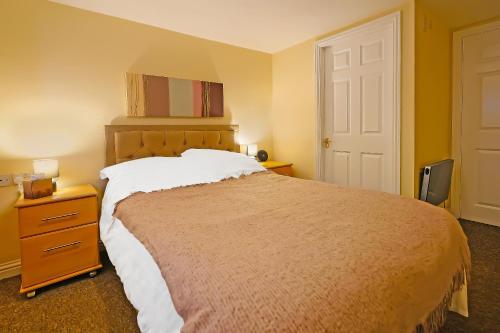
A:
[43,241,82,253]
[41,212,79,222]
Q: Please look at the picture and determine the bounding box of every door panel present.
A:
[477,150,500,208]
[461,27,500,226]
[333,80,351,133]
[361,74,383,133]
[361,153,383,191]
[332,151,350,187]
[481,73,500,127]
[361,39,384,65]
[321,14,399,194]
[333,49,351,71]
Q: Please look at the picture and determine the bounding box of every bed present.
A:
[100,125,470,333]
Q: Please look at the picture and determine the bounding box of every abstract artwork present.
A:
[126,73,223,117]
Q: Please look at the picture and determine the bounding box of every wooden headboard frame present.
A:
[105,124,239,166]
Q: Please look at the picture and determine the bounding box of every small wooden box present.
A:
[23,179,53,199]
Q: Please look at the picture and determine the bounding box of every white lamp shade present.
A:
[33,159,59,179]
[247,144,258,157]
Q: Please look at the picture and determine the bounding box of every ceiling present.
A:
[51,0,407,53]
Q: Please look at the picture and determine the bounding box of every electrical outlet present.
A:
[0,174,12,187]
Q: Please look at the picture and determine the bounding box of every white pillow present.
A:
[100,152,266,209]
[181,148,246,158]
[100,150,265,182]
[181,149,265,172]
[100,156,175,180]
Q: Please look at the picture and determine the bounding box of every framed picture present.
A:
[126,73,223,117]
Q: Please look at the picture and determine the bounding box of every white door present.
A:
[461,26,500,226]
[319,13,400,194]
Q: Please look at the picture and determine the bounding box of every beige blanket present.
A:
[115,172,470,333]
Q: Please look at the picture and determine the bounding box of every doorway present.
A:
[315,12,401,194]
[452,21,500,227]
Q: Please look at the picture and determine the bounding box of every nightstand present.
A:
[260,161,294,177]
[15,184,102,298]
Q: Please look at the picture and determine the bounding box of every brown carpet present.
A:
[0,256,140,333]
[440,220,500,333]
[0,219,498,333]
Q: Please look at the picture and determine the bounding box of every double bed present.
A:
[100,125,470,333]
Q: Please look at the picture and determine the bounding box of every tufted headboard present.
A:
[105,125,239,165]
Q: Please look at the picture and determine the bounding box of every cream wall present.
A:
[271,3,416,196]
[0,0,272,265]
[414,2,452,196]
[271,41,316,179]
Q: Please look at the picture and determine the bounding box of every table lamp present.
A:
[247,144,258,158]
[33,159,59,191]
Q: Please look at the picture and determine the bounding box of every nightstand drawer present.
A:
[260,161,293,177]
[271,166,293,177]
[18,196,97,237]
[21,223,99,287]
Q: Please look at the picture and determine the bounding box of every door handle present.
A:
[323,138,332,148]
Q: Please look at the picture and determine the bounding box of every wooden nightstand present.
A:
[260,161,294,177]
[15,184,102,298]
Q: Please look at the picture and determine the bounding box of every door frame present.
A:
[314,12,401,194]
[450,20,500,218]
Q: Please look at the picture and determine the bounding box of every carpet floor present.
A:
[440,220,499,333]
[0,219,498,332]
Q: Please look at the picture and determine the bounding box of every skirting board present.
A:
[0,259,21,280]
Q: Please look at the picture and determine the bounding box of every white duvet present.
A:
[99,150,467,332]
[99,150,265,332]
